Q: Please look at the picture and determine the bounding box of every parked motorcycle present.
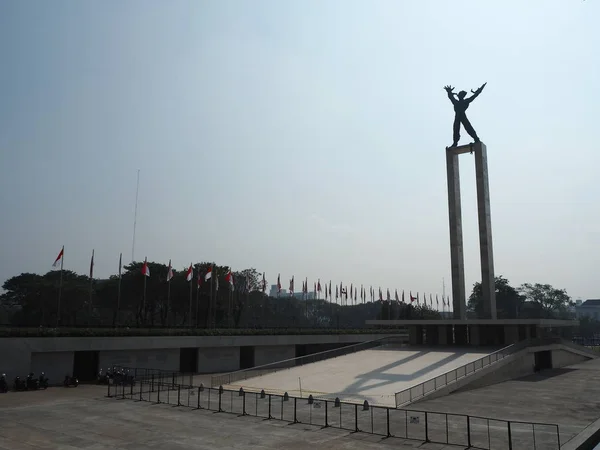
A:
[63,375,79,387]
[13,376,27,391]
[97,368,112,385]
[0,374,8,393]
[38,372,49,389]
[26,373,39,390]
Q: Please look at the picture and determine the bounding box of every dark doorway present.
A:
[73,351,98,382]
[240,346,255,369]
[296,344,308,358]
[534,350,552,372]
[180,348,198,373]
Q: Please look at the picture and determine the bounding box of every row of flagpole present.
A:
[50,247,452,327]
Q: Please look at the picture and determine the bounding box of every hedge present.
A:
[0,327,405,338]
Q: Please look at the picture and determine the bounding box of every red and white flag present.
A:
[204,266,212,281]
[289,276,294,295]
[317,279,321,292]
[197,269,202,288]
[225,270,234,290]
[52,247,64,268]
[186,263,193,282]
[167,259,174,282]
[142,258,150,277]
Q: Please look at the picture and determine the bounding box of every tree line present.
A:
[0,261,442,328]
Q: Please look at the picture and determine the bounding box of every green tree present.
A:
[468,276,524,319]
[519,283,574,319]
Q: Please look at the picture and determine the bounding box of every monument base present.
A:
[366,319,578,347]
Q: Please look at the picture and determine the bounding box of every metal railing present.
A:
[394,337,565,407]
[107,374,560,450]
[107,366,194,388]
[211,335,406,387]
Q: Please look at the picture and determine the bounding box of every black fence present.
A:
[211,335,405,387]
[107,374,560,450]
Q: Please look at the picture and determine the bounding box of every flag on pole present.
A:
[378,287,383,301]
[350,283,353,301]
[225,270,234,290]
[395,289,399,302]
[328,281,332,297]
[317,279,321,293]
[186,263,193,282]
[118,253,122,278]
[325,285,328,300]
[262,273,266,292]
[410,291,416,303]
[289,276,294,295]
[142,258,150,277]
[335,285,338,299]
[167,259,174,281]
[430,293,433,306]
[204,266,212,281]
[89,249,94,278]
[197,268,202,288]
[52,247,64,268]
[386,288,391,301]
[402,290,405,303]
[277,274,281,293]
[215,275,219,291]
[436,294,439,306]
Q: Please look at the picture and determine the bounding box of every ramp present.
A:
[226,346,494,407]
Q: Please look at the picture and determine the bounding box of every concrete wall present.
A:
[254,345,295,367]
[0,333,401,377]
[551,349,589,368]
[0,338,31,379]
[30,351,74,384]
[98,349,180,372]
[197,347,240,373]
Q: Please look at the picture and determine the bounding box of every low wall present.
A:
[0,333,401,378]
[98,349,180,372]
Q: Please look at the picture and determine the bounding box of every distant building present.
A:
[576,299,600,320]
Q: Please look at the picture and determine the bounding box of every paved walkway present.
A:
[0,385,464,450]
[229,346,493,406]
[416,358,600,446]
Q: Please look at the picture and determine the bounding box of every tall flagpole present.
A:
[195,268,200,328]
[116,253,122,327]
[142,257,147,324]
[89,249,94,319]
[208,265,213,329]
[188,264,193,328]
[131,169,140,263]
[56,246,64,327]
[166,260,172,326]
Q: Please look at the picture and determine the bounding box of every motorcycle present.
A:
[26,373,39,390]
[13,376,27,391]
[97,368,112,385]
[63,375,79,387]
[0,374,8,393]
[38,372,49,389]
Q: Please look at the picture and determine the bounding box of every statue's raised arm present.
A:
[444,85,457,104]
[467,82,487,103]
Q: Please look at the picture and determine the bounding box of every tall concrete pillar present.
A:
[474,143,497,319]
[446,142,496,320]
[446,149,467,320]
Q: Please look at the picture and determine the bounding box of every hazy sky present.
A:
[1,0,598,304]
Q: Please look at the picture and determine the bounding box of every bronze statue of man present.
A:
[444,83,486,148]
